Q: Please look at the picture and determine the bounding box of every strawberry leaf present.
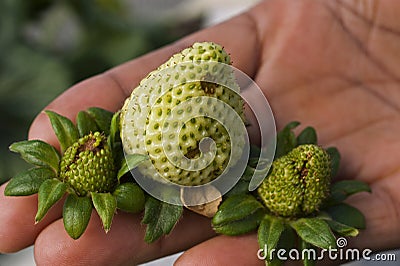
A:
[9,140,60,173]
[113,183,145,213]
[5,167,56,196]
[326,147,340,178]
[86,107,113,135]
[275,121,299,159]
[108,110,121,148]
[117,154,148,180]
[300,239,317,266]
[142,196,183,243]
[224,179,250,197]
[212,209,265,236]
[297,126,318,145]
[323,219,359,237]
[35,178,67,223]
[45,110,79,153]
[290,218,336,249]
[63,194,92,239]
[263,226,296,265]
[258,214,285,262]
[91,192,117,233]
[212,194,265,235]
[76,110,99,137]
[329,180,371,203]
[213,194,264,224]
[325,203,366,229]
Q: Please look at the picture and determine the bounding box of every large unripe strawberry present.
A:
[60,132,116,196]
[121,42,245,186]
[257,144,331,217]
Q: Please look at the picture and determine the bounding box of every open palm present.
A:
[1,0,399,265]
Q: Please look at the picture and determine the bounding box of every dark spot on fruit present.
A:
[185,146,200,159]
[78,137,103,154]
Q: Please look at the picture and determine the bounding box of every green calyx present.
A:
[257,144,331,217]
[6,107,147,239]
[60,132,115,196]
[212,121,371,266]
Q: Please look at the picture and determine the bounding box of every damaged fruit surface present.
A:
[257,144,331,217]
[60,132,116,196]
[6,108,146,239]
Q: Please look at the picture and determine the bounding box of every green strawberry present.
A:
[121,42,245,186]
[257,144,331,217]
[6,108,147,239]
[212,123,371,266]
[59,132,115,196]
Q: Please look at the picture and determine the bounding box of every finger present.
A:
[346,179,400,251]
[34,210,215,266]
[175,234,263,266]
[0,183,64,253]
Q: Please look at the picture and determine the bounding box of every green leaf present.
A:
[142,197,183,243]
[297,126,317,145]
[329,180,371,203]
[63,194,92,239]
[324,219,359,237]
[275,121,300,158]
[301,239,316,266]
[76,110,99,137]
[113,183,145,213]
[109,111,123,166]
[325,203,366,229]
[86,107,114,135]
[4,167,56,196]
[258,215,285,262]
[91,192,117,232]
[212,194,265,235]
[290,218,336,249]
[9,140,60,173]
[224,179,250,197]
[326,147,340,178]
[117,154,148,180]
[213,194,264,225]
[35,179,67,222]
[213,209,265,236]
[267,226,296,266]
[112,142,123,170]
[45,110,79,153]
[108,110,121,148]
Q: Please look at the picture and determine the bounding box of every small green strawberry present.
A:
[5,108,146,239]
[60,132,115,196]
[121,42,245,186]
[257,144,331,217]
[212,122,371,265]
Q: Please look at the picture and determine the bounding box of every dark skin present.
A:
[1,0,400,265]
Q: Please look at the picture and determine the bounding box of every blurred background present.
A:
[0,0,260,185]
[0,0,186,184]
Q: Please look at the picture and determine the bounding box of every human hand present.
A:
[1,0,400,265]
